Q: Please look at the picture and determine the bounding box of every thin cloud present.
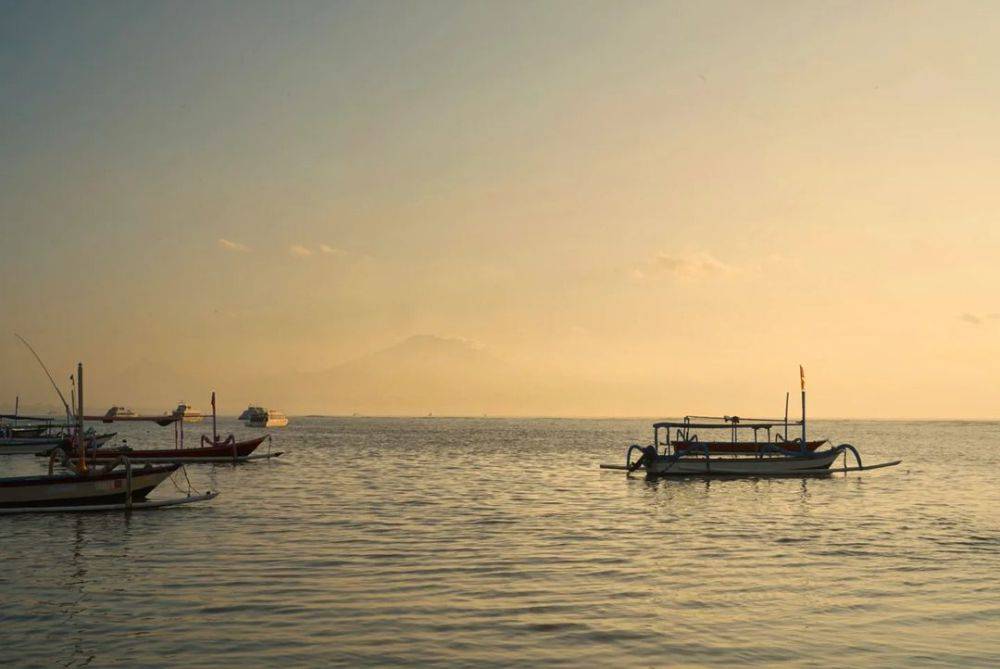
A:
[960,313,983,325]
[634,251,734,281]
[218,238,250,253]
[319,244,348,257]
[289,245,313,257]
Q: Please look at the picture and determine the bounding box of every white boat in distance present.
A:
[104,406,137,419]
[243,407,288,428]
[172,402,203,423]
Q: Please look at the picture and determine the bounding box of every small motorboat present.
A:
[244,407,289,428]
[172,402,204,423]
[238,405,259,421]
[104,406,137,419]
[602,369,900,477]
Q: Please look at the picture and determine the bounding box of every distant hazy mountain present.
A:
[269,335,534,415]
[51,334,672,417]
[260,334,671,416]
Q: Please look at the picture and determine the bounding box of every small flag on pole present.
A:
[799,365,805,391]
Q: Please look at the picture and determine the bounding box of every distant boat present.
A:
[172,403,203,423]
[238,405,261,421]
[104,406,137,419]
[244,407,288,428]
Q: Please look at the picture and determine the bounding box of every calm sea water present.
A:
[1,418,998,667]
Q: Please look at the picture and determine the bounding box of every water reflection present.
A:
[2,418,998,667]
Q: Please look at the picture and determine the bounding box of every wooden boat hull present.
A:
[9,426,48,438]
[0,491,218,514]
[644,449,842,476]
[672,439,826,454]
[84,435,267,461]
[21,433,118,457]
[0,437,66,455]
[0,465,179,508]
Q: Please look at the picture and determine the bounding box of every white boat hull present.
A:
[0,465,178,507]
[645,449,842,476]
[246,417,288,427]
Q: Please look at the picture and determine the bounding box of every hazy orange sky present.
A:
[2,1,998,418]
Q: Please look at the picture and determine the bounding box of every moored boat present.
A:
[2,423,115,456]
[104,406,137,419]
[172,402,204,423]
[0,464,180,508]
[2,357,217,513]
[245,407,288,428]
[238,405,261,421]
[603,368,900,477]
[84,434,269,462]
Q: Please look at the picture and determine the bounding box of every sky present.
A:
[1,1,999,418]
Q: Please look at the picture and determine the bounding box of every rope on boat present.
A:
[125,457,133,511]
[167,464,201,497]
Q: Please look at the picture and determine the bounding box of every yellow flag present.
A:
[799,365,805,391]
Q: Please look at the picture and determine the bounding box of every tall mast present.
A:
[212,391,217,443]
[799,365,806,451]
[77,362,87,472]
[783,392,789,441]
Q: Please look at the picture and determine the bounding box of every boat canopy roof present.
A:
[654,417,803,430]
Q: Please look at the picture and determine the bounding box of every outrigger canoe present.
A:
[0,464,180,508]
[83,435,271,462]
[602,372,900,477]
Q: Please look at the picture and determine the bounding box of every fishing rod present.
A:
[13,333,73,424]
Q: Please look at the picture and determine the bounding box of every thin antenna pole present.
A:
[13,395,18,421]
[14,334,72,423]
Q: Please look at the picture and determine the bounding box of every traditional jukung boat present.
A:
[0,359,217,513]
[77,392,281,463]
[0,463,181,508]
[602,368,900,477]
[84,434,271,463]
[1,416,115,456]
